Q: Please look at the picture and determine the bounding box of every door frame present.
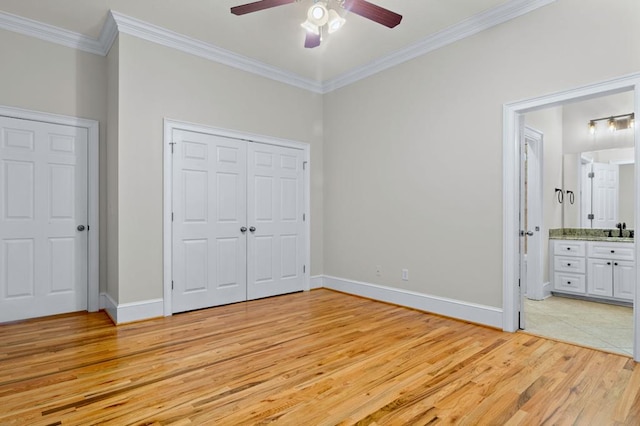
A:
[162,119,311,316]
[0,105,100,312]
[503,73,640,361]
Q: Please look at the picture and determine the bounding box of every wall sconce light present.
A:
[588,112,635,134]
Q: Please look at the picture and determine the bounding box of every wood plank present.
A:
[0,289,638,424]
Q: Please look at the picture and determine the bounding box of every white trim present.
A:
[163,119,311,316]
[102,294,163,324]
[107,12,322,94]
[2,1,554,94]
[310,275,324,289]
[0,105,100,313]
[502,73,640,361]
[322,275,503,329]
[322,0,556,92]
[0,11,107,55]
[102,292,118,322]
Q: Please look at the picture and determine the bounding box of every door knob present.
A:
[77,225,86,231]
[240,227,247,233]
[249,226,256,232]
[526,231,534,236]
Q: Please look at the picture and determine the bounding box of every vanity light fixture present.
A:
[587,112,635,134]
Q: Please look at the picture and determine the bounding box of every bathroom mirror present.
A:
[563,148,634,229]
[560,91,635,230]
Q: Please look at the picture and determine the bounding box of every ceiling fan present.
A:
[230,0,403,49]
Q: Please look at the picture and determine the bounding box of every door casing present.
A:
[0,104,100,314]
[503,73,640,361]
[163,119,311,316]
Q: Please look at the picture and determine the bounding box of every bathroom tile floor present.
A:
[523,295,633,356]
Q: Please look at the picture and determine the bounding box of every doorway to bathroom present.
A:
[503,74,640,361]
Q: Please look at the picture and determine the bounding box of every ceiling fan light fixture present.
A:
[327,9,346,33]
[308,3,329,26]
[300,19,320,35]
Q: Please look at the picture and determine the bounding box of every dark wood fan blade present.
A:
[343,0,402,28]
[304,32,321,48]
[231,0,296,16]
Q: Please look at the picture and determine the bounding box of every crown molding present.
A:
[0,11,106,55]
[0,0,555,94]
[321,0,557,93]
[107,11,324,93]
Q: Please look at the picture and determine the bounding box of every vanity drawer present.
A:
[553,240,586,257]
[587,242,634,261]
[553,272,586,294]
[554,256,586,273]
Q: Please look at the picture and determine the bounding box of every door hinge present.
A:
[172,280,174,290]
[87,225,90,231]
[303,265,306,273]
[518,279,521,288]
[303,213,306,221]
[588,171,595,178]
[172,212,174,222]
[170,141,176,153]
[588,213,594,220]
[303,161,307,170]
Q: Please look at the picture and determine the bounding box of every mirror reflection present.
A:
[563,148,634,229]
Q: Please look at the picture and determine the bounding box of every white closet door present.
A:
[0,116,88,322]
[172,130,247,313]
[247,143,305,300]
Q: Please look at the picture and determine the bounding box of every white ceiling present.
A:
[0,0,525,81]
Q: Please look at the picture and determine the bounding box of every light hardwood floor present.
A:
[1,289,640,425]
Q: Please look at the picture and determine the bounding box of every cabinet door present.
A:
[613,260,635,301]
[587,258,613,297]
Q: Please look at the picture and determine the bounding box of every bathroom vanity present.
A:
[550,230,635,303]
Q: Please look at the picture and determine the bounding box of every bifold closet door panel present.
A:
[247,143,305,300]
[172,130,247,313]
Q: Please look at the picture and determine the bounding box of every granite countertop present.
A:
[549,228,634,243]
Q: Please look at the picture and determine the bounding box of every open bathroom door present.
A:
[518,116,527,329]
[524,127,544,301]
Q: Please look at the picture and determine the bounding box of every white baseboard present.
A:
[310,275,324,289]
[321,275,503,329]
[543,281,552,299]
[100,292,163,324]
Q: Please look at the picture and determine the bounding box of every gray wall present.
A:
[322,0,640,308]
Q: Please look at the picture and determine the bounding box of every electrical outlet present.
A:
[402,269,409,281]
[376,265,382,277]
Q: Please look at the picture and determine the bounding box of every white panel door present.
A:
[0,116,88,322]
[592,163,619,229]
[172,130,247,313]
[247,144,305,300]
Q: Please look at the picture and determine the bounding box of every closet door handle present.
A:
[240,227,247,233]
[249,226,256,233]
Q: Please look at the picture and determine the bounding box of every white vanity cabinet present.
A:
[552,241,586,295]
[551,239,635,302]
[587,242,635,302]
